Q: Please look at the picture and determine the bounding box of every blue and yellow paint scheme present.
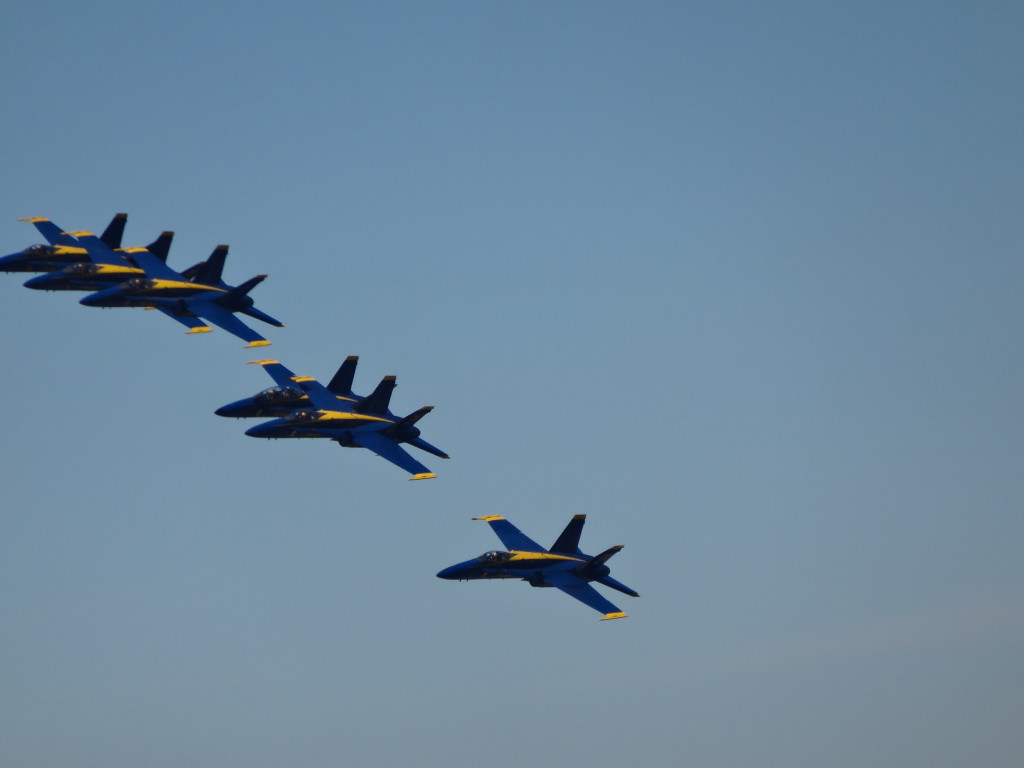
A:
[216,357,449,480]
[2,215,123,273]
[6,215,184,292]
[72,231,283,347]
[437,515,639,620]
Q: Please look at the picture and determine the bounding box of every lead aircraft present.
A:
[437,515,639,620]
[73,231,282,347]
[217,357,449,480]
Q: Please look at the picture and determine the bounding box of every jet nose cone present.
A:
[23,274,53,290]
[215,400,245,417]
[436,565,462,580]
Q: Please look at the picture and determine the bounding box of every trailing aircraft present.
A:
[1,214,171,276]
[437,515,639,620]
[73,231,282,347]
[219,358,449,480]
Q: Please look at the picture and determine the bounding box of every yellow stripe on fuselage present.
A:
[146,279,225,293]
[94,265,144,276]
[53,246,87,257]
[507,551,586,563]
[313,410,392,424]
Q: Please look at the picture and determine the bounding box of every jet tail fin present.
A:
[193,245,228,285]
[550,514,586,554]
[144,231,174,263]
[99,213,128,249]
[180,261,207,281]
[326,356,359,397]
[354,375,396,414]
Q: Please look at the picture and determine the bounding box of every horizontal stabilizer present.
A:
[597,575,640,598]
[326,356,359,397]
[355,375,396,414]
[99,213,128,249]
[222,274,266,298]
[391,405,433,430]
[587,545,623,569]
[144,231,174,263]
[239,305,284,327]
[406,435,450,459]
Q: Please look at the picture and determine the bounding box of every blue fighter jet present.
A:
[1,214,171,276]
[73,231,282,347]
[437,515,639,620]
[218,358,449,480]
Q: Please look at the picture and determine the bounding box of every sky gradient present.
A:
[2,3,1023,766]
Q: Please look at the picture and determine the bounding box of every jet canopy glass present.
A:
[125,277,156,290]
[66,262,100,275]
[283,409,321,423]
[475,551,514,564]
[254,386,304,403]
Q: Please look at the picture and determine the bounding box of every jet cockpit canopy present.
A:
[475,551,514,564]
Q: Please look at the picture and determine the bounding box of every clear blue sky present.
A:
[2,2,1022,766]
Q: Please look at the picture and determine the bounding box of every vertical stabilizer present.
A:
[550,514,587,554]
[326,356,359,397]
[354,376,397,414]
[99,213,128,249]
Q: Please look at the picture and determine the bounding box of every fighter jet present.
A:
[219,358,449,480]
[1,214,172,275]
[437,515,639,620]
[73,231,282,347]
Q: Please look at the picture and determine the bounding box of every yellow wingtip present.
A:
[185,326,213,334]
[600,612,628,621]
[247,359,279,365]
[409,472,437,481]
[245,340,272,348]
[473,515,506,522]
[18,217,49,223]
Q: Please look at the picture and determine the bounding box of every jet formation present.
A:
[3,215,281,347]
[438,515,639,620]
[4,214,638,619]
[217,357,449,480]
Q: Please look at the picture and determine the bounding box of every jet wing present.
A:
[64,231,134,267]
[188,300,270,347]
[472,516,545,552]
[349,429,436,479]
[21,218,78,247]
[543,570,626,620]
[118,245,183,280]
[156,308,212,334]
